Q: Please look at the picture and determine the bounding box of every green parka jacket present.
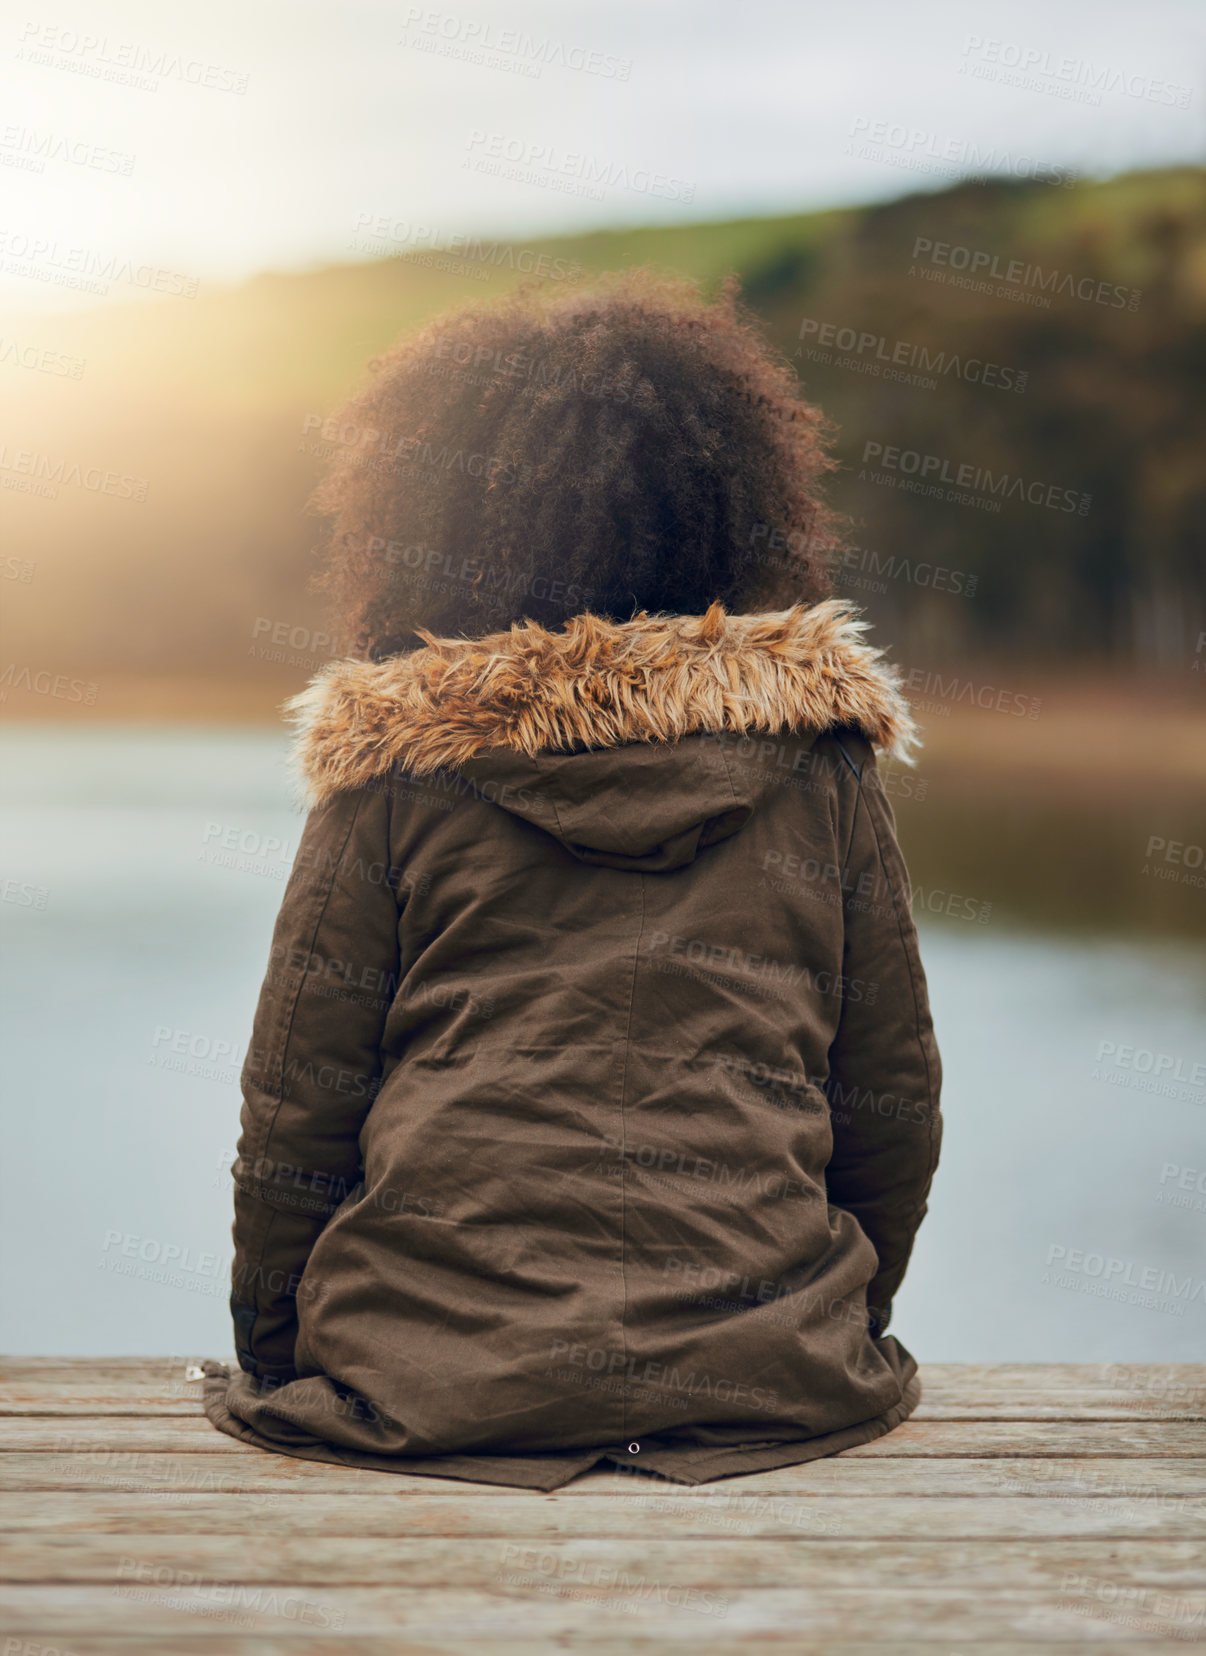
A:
[202,598,943,1489]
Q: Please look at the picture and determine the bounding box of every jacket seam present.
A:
[834,733,863,782]
[862,787,939,1220]
[714,739,744,815]
[614,873,646,1443]
[233,1201,294,1381]
[838,751,863,879]
[238,787,392,1376]
[251,793,365,1202]
[532,756,573,850]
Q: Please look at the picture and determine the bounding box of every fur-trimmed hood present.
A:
[285,598,918,815]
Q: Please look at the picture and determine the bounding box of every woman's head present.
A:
[312,267,844,656]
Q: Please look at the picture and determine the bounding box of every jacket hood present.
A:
[284,598,919,871]
[450,734,771,872]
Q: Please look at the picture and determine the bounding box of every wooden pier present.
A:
[1,1358,1203,1651]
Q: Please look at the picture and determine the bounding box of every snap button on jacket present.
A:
[203,599,943,1489]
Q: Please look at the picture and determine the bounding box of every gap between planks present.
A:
[4,1451,1204,1494]
[3,1582,1206,1642]
[6,1489,1205,1538]
[0,1644,1202,1656]
[3,1417,1201,1457]
[3,1534,1205,1587]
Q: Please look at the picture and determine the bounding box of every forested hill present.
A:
[2,165,1202,683]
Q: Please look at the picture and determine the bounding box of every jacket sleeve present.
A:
[824,737,943,1338]
[229,782,402,1384]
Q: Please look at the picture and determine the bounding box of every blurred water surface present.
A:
[1,724,1203,1361]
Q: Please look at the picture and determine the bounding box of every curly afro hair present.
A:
[310,266,845,657]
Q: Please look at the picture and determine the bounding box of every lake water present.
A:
[1,724,1203,1362]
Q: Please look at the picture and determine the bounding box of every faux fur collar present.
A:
[286,598,919,808]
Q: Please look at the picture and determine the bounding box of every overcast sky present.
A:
[2,0,1203,312]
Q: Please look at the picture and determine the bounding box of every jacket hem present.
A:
[198,1350,922,1492]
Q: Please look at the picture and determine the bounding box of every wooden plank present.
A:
[6,1491,1205,1540]
[0,1384,202,1416]
[4,1415,1200,1457]
[0,1357,211,1379]
[8,1393,1204,1422]
[5,1642,1201,1656]
[6,1394,1199,1424]
[0,1358,203,1378]
[3,1363,1201,1420]
[3,1642,1200,1656]
[3,1582,1206,1641]
[0,1418,256,1452]
[4,1450,1205,1498]
[4,1358,1201,1391]
[5,1362,1203,1651]
[923,1363,1206,1389]
[1,1358,1198,1377]
[912,1402,1206,1421]
[3,1534,1204,1589]
[11,1387,1205,1423]
[4,1358,1201,1386]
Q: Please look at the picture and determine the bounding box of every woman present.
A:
[202,268,943,1490]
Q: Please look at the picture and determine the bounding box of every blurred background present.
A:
[1,0,1203,1361]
